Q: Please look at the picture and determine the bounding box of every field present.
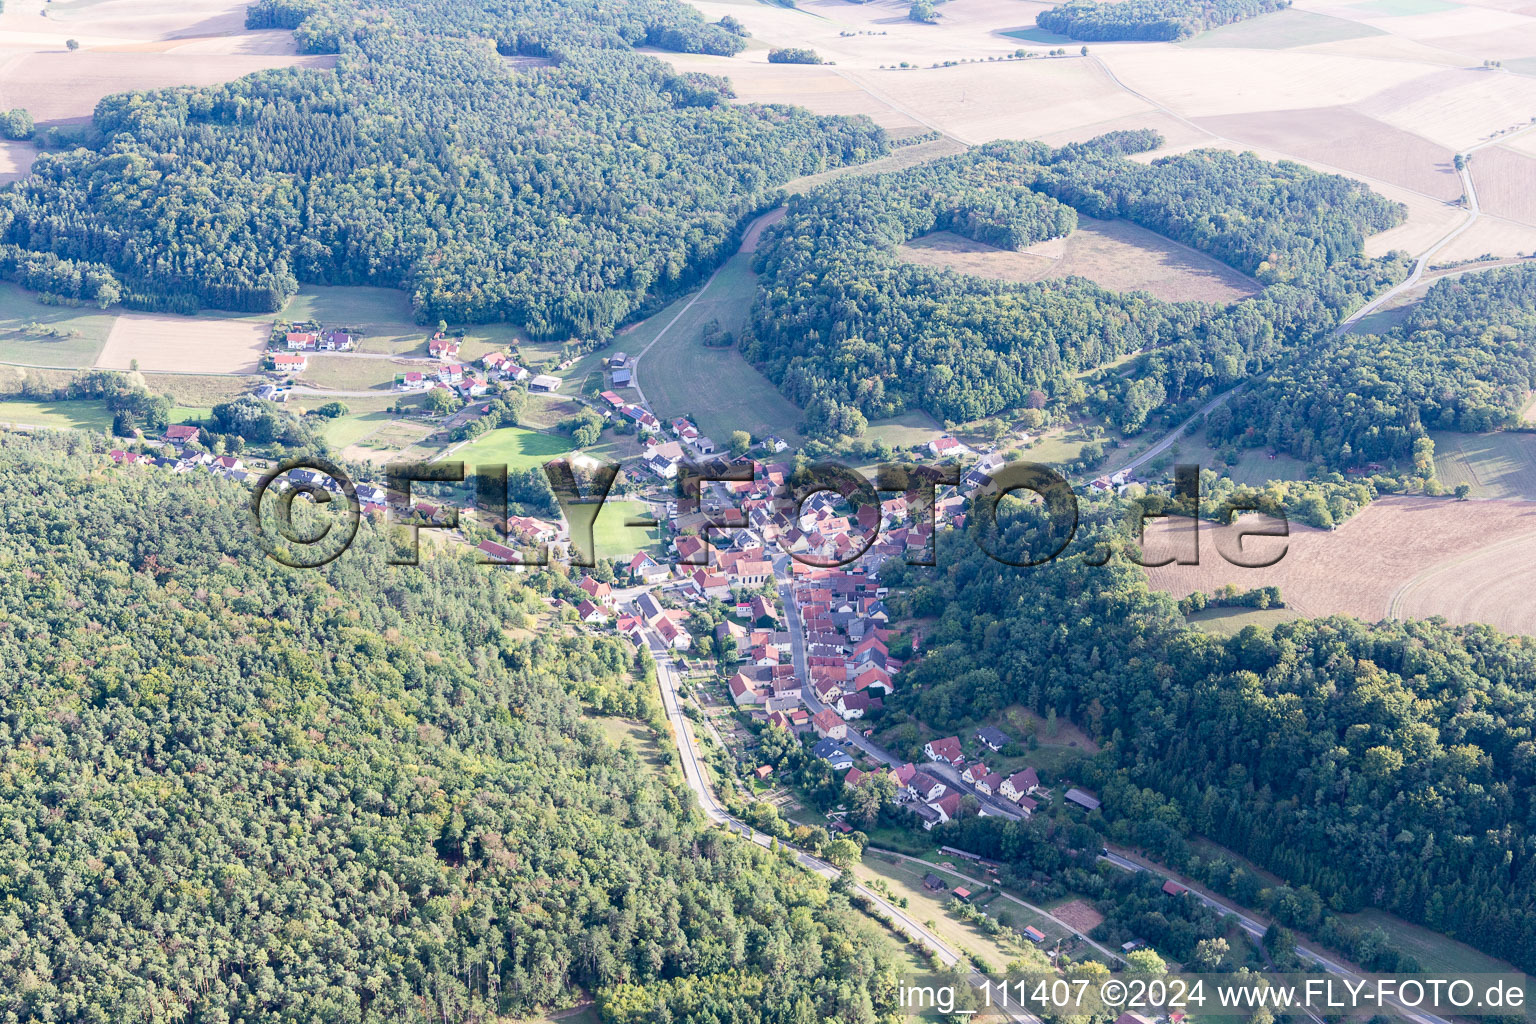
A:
[1143,495,1536,636]
[1165,430,1312,485]
[97,312,267,374]
[0,398,114,431]
[590,499,663,560]
[1049,899,1104,936]
[1193,105,1460,199]
[1470,144,1536,226]
[0,139,35,186]
[624,248,804,446]
[899,217,1263,304]
[0,283,116,367]
[863,409,945,453]
[1184,605,1303,635]
[1182,8,1386,48]
[1430,430,1536,499]
[451,425,574,471]
[1340,908,1519,976]
[295,354,413,392]
[340,417,435,465]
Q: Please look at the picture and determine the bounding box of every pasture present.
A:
[0,398,114,431]
[1430,430,1536,499]
[97,312,268,374]
[623,253,804,446]
[1182,9,1385,48]
[589,499,663,560]
[1340,908,1519,976]
[1144,495,1536,637]
[1184,605,1302,635]
[451,425,574,472]
[0,283,115,368]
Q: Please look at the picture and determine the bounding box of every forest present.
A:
[1207,263,1536,469]
[881,499,1536,973]
[1036,0,1291,41]
[746,132,1408,437]
[0,0,883,333]
[0,434,904,1023]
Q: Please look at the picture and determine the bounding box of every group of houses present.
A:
[922,728,1045,815]
[397,346,536,398]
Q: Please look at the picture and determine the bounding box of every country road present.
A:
[637,611,1040,1023]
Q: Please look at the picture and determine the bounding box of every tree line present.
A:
[1037,0,1291,41]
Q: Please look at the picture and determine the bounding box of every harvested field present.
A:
[1469,144,1536,225]
[785,136,970,194]
[1182,8,1386,47]
[898,217,1264,303]
[0,139,34,185]
[842,59,1154,145]
[1100,47,1429,118]
[0,50,336,125]
[1193,106,1460,199]
[97,312,267,374]
[1356,66,1536,150]
[1431,214,1536,261]
[1050,899,1105,935]
[1142,495,1536,636]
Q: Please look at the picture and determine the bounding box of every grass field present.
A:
[320,409,396,449]
[589,498,662,560]
[1184,605,1302,636]
[1340,908,1517,976]
[623,253,803,446]
[0,283,115,368]
[453,425,574,471]
[1181,9,1385,48]
[1167,431,1311,486]
[591,716,668,779]
[140,373,254,407]
[854,850,1032,971]
[1430,430,1536,500]
[0,398,114,431]
[863,410,943,452]
[297,355,415,392]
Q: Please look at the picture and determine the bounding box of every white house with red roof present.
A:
[578,575,614,608]
[923,736,964,765]
[271,352,308,374]
[285,331,318,350]
[428,333,460,359]
[928,435,967,458]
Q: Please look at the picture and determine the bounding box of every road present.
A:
[1098,848,1453,1024]
[637,612,1039,1021]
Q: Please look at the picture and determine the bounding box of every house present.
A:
[691,569,732,601]
[655,615,691,650]
[530,374,562,392]
[889,763,917,792]
[671,417,699,440]
[975,726,1011,752]
[929,435,964,458]
[811,708,847,741]
[1064,787,1101,811]
[623,405,660,432]
[749,595,778,628]
[764,435,789,453]
[754,765,773,780]
[961,763,991,786]
[396,372,429,391]
[600,390,625,409]
[576,599,608,625]
[271,352,308,373]
[1162,880,1189,897]
[578,575,614,607]
[1016,795,1039,816]
[285,331,318,350]
[1000,768,1040,803]
[162,425,200,447]
[644,453,677,479]
[923,736,964,765]
[318,329,355,351]
[910,802,942,830]
[922,873,946,891]
[504,363,530,383]
[428,333,460,359]
[908,771,946,803]
[975,772,1004,796]
[628,551,669,584]
[729,673,764,706]
[844,767,866,789]
[931,793,963,823]
[812,738,854,770]
[836,692,882,720]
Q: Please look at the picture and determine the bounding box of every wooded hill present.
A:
[746,132,1408,438]
[0,434,903,1023]
[0,0,883,333]
[1037,0,1291,41]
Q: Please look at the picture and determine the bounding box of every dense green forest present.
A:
[1037,0,1291,41]
[1208,263,1536,469]
[0,0,883,332]
[881,502,1536,973]
[0,434,902,1023]
[746,132,1407,437]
